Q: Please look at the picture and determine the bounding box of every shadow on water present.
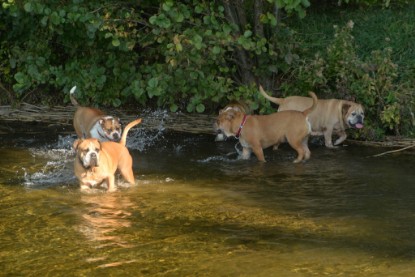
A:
[1,115,415,276]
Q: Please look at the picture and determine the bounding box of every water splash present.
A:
[126,128,165,151]
[22,109,170,188]
[126,109,167,151]
[24,135,76,188]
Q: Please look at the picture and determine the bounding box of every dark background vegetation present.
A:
[0,0,414,139]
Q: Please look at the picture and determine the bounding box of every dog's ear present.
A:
[342,103,351,117]
[73,139,82,150]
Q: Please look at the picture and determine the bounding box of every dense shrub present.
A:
[280,20,414,138]
[0,0,414,138]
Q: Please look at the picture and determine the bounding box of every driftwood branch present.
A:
[371,144,415,157]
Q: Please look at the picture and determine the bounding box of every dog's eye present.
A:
[95,148,100,153]
[351,112,356,116]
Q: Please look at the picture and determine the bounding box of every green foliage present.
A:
[282,20,414,138]
[1,0,414,137]
[1,0,305,112]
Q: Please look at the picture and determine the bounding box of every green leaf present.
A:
[50,12,61,25]
[243,30,252,38]
[23,2,32,12]
[148,77,158,88]
[212,46,221,54]
[112,38,120,47]
[196,103,205,113]
[112,98,122,107]
[14,72,27,83]
[195,4,204,13]
[170,103,178,112]
[186,103,194,113]
[162,1,173,12]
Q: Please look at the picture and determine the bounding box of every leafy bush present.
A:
[0,0,305,112]
[281,20,414,138]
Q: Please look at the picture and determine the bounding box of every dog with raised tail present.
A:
[216,90,318,163]
[73,118,142,192]
[259,86,364,148]
[70,86,122,142]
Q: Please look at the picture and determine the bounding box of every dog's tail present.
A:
[259,85,284,105]
[302,92,318,116]
[120,118,142,146]
[69,86,80,106]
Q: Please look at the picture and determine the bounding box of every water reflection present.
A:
[1,125,415,276]
[78,192,134,248]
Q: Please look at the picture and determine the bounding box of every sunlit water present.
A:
[1,116,415,276]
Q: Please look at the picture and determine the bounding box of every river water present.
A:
[1,118,415,276]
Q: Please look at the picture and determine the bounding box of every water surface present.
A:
[1,122,415,276]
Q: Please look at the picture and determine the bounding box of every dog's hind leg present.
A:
[120,167,135,185]
[288,140,305,163]
[302,138,311,161]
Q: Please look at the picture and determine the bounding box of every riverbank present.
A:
[1,103,414,150]
[0,103,216,135]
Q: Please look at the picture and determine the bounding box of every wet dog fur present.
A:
[70,86,122,142]
[216,92,318,162]
[259,86,364,148]
[73,118,141,192]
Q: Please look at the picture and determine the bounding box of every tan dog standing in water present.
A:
[216,92,318,162]
[73,118,141,192]
[70,86,122,142]
[259,86,364,148]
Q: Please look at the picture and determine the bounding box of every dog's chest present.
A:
[239,137,251,148]
[89,123,109,141]
[81,168,106,186]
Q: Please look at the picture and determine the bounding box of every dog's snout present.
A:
[113,133,119,140]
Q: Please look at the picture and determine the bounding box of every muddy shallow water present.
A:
[1,120,415,276]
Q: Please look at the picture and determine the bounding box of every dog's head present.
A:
[342,102,365,129]
[73,138,101,168]
[215,108,243,138]
[214,102,250,141]
[99,116,122,141]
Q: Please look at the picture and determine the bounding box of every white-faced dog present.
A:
[70,86,122,142]
[73,119,141,192]
[259,86,364,148]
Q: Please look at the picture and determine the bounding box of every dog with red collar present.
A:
[216,91,318,163]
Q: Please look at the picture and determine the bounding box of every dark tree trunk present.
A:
[222,0,256,86]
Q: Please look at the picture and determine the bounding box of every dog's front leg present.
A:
[107,175,117,192]
[239,147,252,160]
[334,130,347,146]
[323,127,337,149]
[251,146,266,162]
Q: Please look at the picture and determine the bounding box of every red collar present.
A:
[235,114,248,138]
